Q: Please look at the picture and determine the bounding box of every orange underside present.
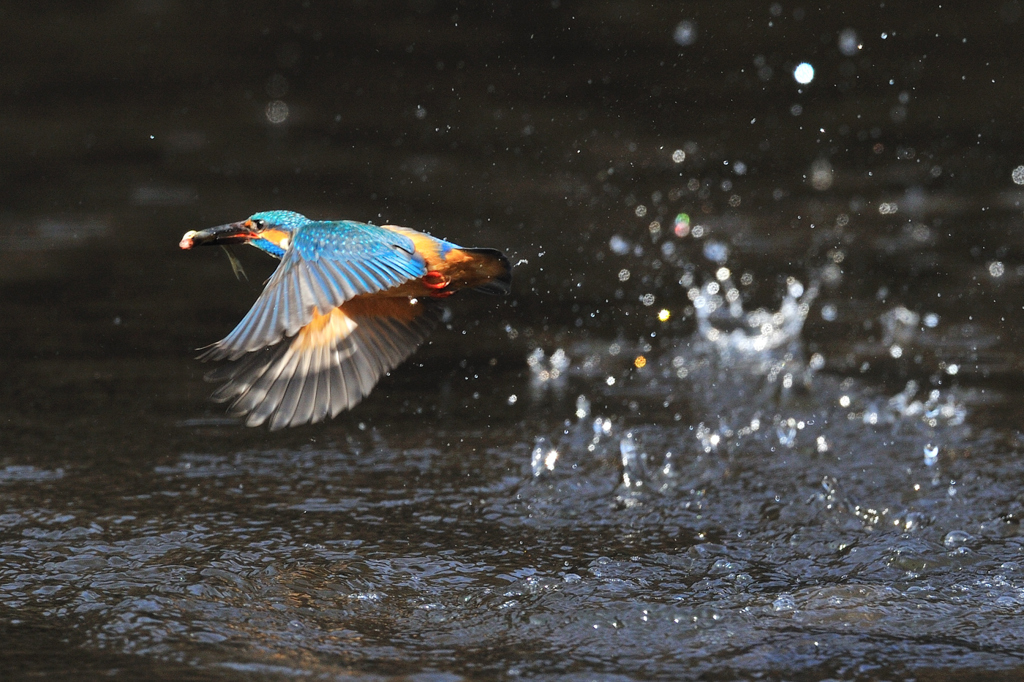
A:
[380,225,505,297]
[292,297,425,350]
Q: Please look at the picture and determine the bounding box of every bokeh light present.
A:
[793,62,815,84]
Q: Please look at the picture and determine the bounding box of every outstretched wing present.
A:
[204,298,439,430]
[202,221,427,361]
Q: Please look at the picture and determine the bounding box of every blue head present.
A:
[180,210,310,259]
[245,210,310,257]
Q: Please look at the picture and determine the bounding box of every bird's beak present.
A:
[179,221,257,250]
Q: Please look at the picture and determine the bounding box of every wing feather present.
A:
[271,346,312,430]
[309,342,332,424]
[200,221,427,361]
[203,300,439,429]
[247,349,302,427]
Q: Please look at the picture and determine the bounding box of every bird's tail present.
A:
[459,247,512,295]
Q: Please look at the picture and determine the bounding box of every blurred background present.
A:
[3,1,1024,680]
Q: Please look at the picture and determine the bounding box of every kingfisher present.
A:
[180,210,511,430]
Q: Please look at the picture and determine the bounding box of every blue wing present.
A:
[201,221,427,361]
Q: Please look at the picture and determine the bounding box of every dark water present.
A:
[4,2,1024,680]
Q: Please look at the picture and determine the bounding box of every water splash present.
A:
[694,275,818,355]
[531,436,559,477]
[527,347,570,388]
[619,431,644,489]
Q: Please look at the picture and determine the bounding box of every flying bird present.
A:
[180,210,511,429]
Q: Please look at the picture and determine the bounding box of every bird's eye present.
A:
[253,219,266,230]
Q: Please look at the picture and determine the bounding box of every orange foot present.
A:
[423,271,450,290]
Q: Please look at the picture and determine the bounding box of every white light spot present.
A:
[673,20,697,46]
[265,100,289,124]
[838,28,861,56]
[609,235,630,255]
[989,261,1005,278]
[672,149,686,163]
[810,159,834,190]
[793,62,815,84]
[1012,165,1024,185]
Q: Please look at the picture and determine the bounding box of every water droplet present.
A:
[702,241,728,263]
[943,530,974,549]
[793,62,814,84]
[575,395,590,420]
[619,431,645,488]
[923,443,938,466]
[673,213,690,237]
[550,349,569,374]
[776,423,796,447]
[609,235,630,255]
[531,437,559,476]
[809,158,833,190]
[673,20,697,46]
[838,28,861,56]
[265,100,289,124]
